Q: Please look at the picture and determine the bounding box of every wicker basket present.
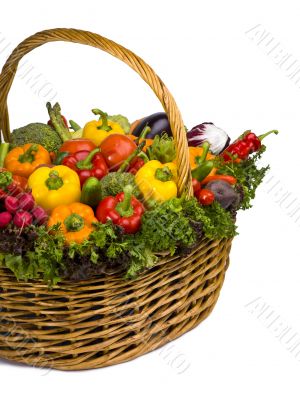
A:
[0,28,232,370]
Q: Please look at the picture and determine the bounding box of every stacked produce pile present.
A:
[0,103,277,285]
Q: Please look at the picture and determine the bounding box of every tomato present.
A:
[197,189,215,206]
[192,178,201,195]
[100,134,137,170]
[59,139,96,154]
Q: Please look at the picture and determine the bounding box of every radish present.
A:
[5,196,20,214]
[13,211,33,228]
[0,211,12,228]
[32,206,48,225]
[18,193,35,212]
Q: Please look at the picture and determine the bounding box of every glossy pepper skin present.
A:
[5,143,51,178]
[127,156,145,175]
[83,109,124,146]
[135,160,177,203]
[59,138,96,154]
[48,202,98,244]
[188,146,216,170]
[80,177,102,207]
[62,148,108,186]
[28,165,81,212]
[222,130,278,161]
[191,142,215,182]
[100,134,137,171]
[96,185,144,234]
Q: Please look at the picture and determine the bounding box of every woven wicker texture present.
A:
[0,29,232,370]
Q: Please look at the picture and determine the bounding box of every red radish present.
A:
[0,211,12,228]
[32,206,48,225]
[18,193,35,212]
[13,211,33,228]
[5,196,20,214]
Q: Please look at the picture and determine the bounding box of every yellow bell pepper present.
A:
[83,109,124,146]
[28,165,81,212]
[135,160,177,203]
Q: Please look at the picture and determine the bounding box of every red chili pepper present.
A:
[222,130,278,161]
[96,185,144,234]
[197,189,215,206]
[127,156,145,175]
[201,174,237,185]
[62,148,108,186]
[244,130,278,152]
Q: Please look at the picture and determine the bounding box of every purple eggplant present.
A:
[187,122,230,155]
[132,112,172,139]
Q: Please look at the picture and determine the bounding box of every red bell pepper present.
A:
[96,185,144,234]
[62,148,108,186]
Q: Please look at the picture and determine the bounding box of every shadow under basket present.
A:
[0,28,234,370]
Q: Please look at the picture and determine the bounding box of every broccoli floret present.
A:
[10,102,72,152]
[10,123,63,152]
[100,172,140,198]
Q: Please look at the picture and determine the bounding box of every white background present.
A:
[0,0,299,399]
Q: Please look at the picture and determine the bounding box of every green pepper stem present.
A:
[64,213,84,232]
[76,148,100,170]
[92,108,112,132]
[191,160,214,181]
[0,143,10,168]
[136,151,149,163]
[198,142,210,164]
[118,140,146,172]
[46,102,72,142]
[45,170,64,190]
[69,120,81,131]
[138,125,151,141]
[155,166,173,182]
[258,129,279,141]
[115,185,134,217]
[18,144,39,163]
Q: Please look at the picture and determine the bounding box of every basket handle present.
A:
[0,28,192,196]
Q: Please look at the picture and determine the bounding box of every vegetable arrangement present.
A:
[0,103,277,286]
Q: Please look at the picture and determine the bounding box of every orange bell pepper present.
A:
[188,146,215,169]
[5,143,51,178]
[48,202,98,244]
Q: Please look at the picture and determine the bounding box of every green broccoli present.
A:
[10,123,63,152]
[100,172,140,198]
[10,102,72,152]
